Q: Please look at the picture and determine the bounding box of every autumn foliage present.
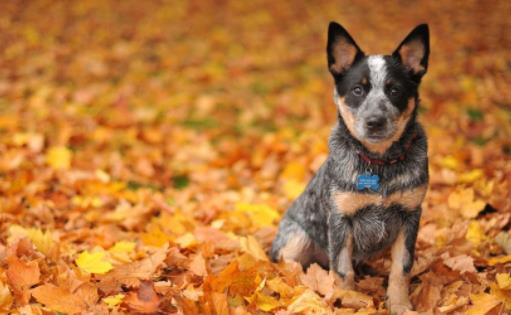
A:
[0,1,510,314]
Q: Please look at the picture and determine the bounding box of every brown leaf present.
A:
[124,280,160,314]
[98,246,168,294]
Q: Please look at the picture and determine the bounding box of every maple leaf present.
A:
[75,250,113,274]
[98,246,168,294]
[31,284,85,314]
[441,253,477,274]
[108,240,136,264]
[287,289,331,315]
[8,225,54,256]
[239,235,269,261]
[300,263,336,298]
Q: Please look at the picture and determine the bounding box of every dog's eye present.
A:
[352,86,364,96]
[390,87,401,96]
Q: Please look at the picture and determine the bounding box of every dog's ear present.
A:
[327,22,364,77]
[392,24,429,80]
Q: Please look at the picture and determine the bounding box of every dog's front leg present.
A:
[328,213,354,290]
[387,209,421,315]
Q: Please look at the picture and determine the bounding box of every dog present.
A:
[271,22,429,314]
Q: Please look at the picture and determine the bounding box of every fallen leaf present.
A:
[239,235,268,261]
[300,263,336,298]
[442,253,477,273]
[189,253,208,276]
[103,293,125,308]
[75,250,113,274]
[287,289,331,314]
[124,280,160,314]
[31,284,85,314]
[496,273,511,290]
[466,293,502,315]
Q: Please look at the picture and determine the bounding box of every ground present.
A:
[0,0,511,314]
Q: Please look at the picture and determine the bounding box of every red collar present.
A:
[357,133,418,166]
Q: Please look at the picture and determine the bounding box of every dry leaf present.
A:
[124,280,160,314]
[31,284,85,314]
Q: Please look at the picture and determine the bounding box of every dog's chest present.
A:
[332,184,427,215]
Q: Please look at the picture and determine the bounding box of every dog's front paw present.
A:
[387,300,413,315]
[338,272,355,290]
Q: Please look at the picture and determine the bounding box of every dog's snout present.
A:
[365,117,386,131]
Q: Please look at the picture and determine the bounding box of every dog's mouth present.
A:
[364,126,396,143]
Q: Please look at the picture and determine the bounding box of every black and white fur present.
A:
[271,22,430,315]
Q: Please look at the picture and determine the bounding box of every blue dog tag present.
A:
[356,174,380,191]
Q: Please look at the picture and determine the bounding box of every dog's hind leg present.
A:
[271,217,323,268]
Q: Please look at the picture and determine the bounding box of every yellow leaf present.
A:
[103,294,125,308]
[466,293,502,315]
[488,255,511,266]
[458,169,484,184]
[235,203,280,227]
[108,241,136,264]
[8,225,54,256]
[267,277,294,299]
[251,291,281,312]
[288,289,331,314]
[466,220,484,245]
[239,235,268,261]
[496,273,511,290]
[440,155,461,170]
[75,251,113,274]
[109,241,136,253]
[490,283,511,310]
[283,179,306,199]
[46,146,72,170]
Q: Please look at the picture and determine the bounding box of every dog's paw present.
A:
[338,272,355,290]
[387,300,413,315]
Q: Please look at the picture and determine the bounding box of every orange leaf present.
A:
[31,284,85,314]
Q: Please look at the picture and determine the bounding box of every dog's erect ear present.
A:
[392,24,429,79]
[327,22,364,77]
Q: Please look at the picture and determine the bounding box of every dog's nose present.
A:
[366,117,386,131]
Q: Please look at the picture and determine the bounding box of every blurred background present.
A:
[0,0,510,313]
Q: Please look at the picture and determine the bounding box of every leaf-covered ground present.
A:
[1,1,511,314]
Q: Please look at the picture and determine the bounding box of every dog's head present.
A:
[327,22,429,154]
